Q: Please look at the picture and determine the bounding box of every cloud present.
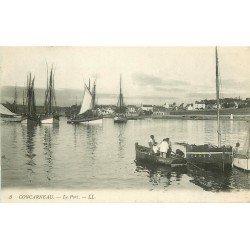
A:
[132,73,191,93]
[220,79,250,90]
[154,86,186,93]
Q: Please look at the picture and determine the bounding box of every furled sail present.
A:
[79,85,93,115]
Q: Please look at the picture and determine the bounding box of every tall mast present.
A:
[44,62,49,114]
[22,84,25,113]
[49,67,53,114]
[247,123,250,157]
[92,80,96,109]
[119,74,123,109]
[215,47,221,147]
[52,67,56,108]
[14,85,17,113]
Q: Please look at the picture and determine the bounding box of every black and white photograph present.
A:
[1,46,250,202]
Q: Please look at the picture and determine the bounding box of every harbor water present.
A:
[1,118,250,191]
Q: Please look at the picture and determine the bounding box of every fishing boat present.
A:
[135,143,187,166]
[185,47,232,171]
[114,75,127,123]
[41,65,59,124]
[21,73,40,125]
[67,79,102,124]
[0,104,22,122]
[0,86,22,122]
[232,123,250,171]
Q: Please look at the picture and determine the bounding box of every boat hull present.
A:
[135,143,187,166]
[21,116,40,125]
[68,117,103,124]
[0,116,22,122]
[233,155,250,171]
[114,116,127,123]
[186,144,233,170]
[41,117,59,124]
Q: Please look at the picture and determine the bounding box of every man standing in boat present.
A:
[148,135,158,154]
[148,135,156,152]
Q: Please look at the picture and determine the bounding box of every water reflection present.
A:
[115,123,127,159]
[135,160,187,188]
[23,124,37,182]
[2,117,250,191]
[229,168,250,190]
[186,164,250,192]
[43,124,59,182]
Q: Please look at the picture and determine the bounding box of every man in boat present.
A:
[166,138,172,157]
[148,135,156,147]
[148,135,158,154]
[233,142,240,156]
[159,138,169,158]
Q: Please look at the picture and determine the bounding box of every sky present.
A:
[1,47,250,105]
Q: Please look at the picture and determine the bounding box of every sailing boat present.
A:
[114,75,127,123]
[67,79,102,124]
[41,65,59,124]
[12,85,18,113]
[185,47,232,171]
[0,104,22,122]
[0,86,22,122]
[233,123,250,171]
[21,73,40,125]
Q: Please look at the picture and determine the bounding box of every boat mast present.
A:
[22,84,25,114]
[119,74,124,111]
[215,47,221,147]
[45,65,56,115]
[14,85,17,113]
[31,75,36,116]
[52,67,56,109]
[92,80,96,109]
[247,123,250,157]
[49,67,53,114]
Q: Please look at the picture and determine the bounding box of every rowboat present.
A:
[135,142,187,166]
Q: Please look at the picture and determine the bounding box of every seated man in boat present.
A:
[159,138,169,158]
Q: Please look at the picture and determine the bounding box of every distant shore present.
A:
[152,114,250,121]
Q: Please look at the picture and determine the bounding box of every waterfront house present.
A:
[153,107,170,117]
[194,101,206,110]
[186,104,194,110]
[141,104,153,112]
[169,102,178,111]
[178,103,186,110]
[127,105,137,113]
[99,106,115,116]
[126,105,139,116]
[163,103,169,109]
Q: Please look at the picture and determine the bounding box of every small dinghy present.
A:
[135,142,187,166]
